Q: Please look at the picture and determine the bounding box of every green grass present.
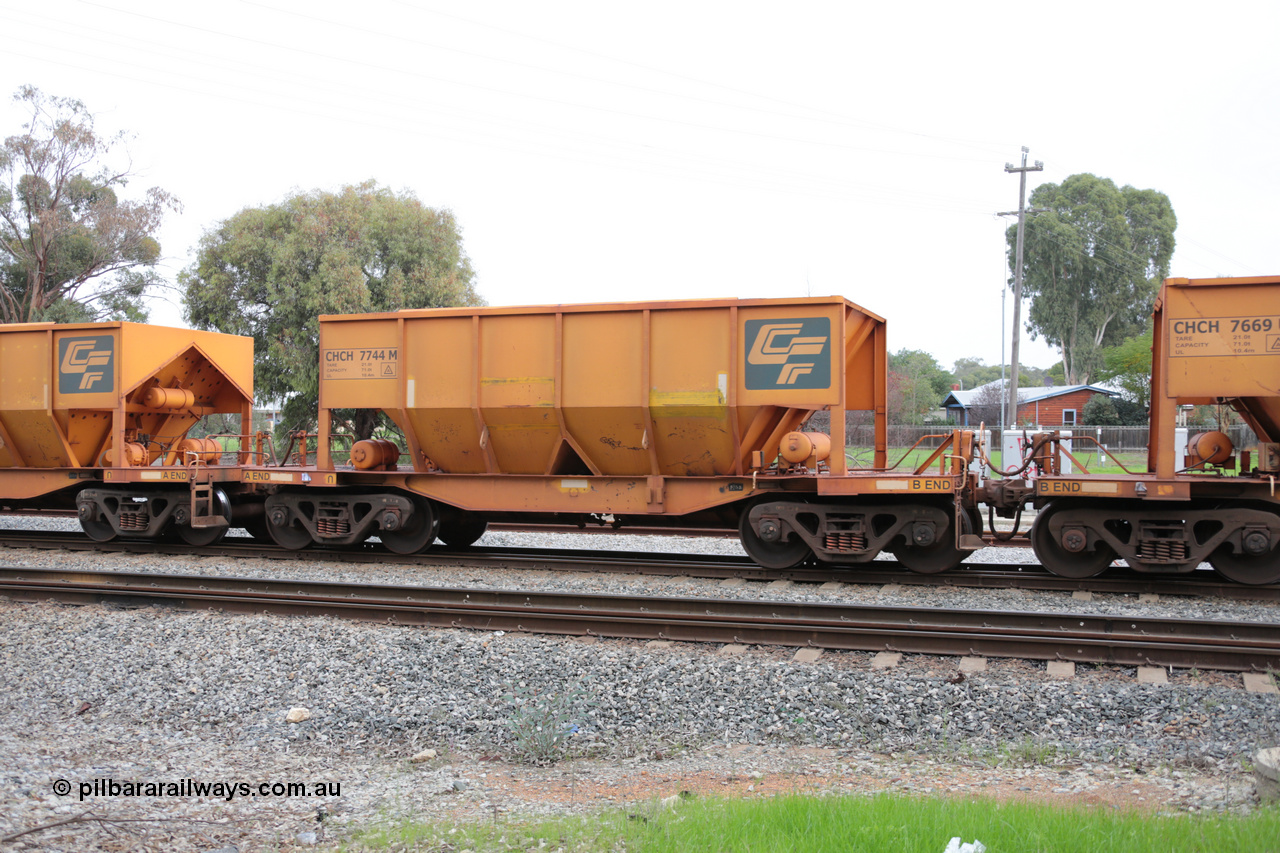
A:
[846,447,1149,476]
[340,793,1280,853]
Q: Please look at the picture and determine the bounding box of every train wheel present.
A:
[1030,504,1115,579]
[738,502,811,569]
[437,516,488,548]
[967,505,984,538]
[267,516,314,550]
[176,524,229,547]
[174,490,231,547]
[891,511,971,574]
[80,516,117,542]
[1209,544,1280,586]
[381,499,437,555]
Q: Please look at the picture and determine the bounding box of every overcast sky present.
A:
[3,0,1277,374]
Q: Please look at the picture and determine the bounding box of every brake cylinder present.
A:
[175,437,222,464]
[779,431,831,465]
[351,439,401,470]
[1186,431,1233,467]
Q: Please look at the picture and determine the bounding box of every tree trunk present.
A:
[353,409,379,441]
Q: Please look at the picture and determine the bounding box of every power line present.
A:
[398,0,1016,157]
[45,1,1002,166]
[0,14,1003,216]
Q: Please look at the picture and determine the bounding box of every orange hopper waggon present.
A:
[1,278,1277,584]
[251,295,984,572]
[0,322,256,545]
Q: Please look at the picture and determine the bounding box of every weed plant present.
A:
[502,684,590,765]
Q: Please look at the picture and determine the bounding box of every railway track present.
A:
[1,527,1276,601]
[2,566,1277,672]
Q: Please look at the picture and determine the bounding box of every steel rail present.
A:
[1,528,1276,601]
[487,523,1038,548]
[2,567,1278,672]
[0,518,1027,542]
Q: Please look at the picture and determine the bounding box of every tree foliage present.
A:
[1095,327,1153,408]
[951,357,999,389]
[1009,173,1175,385]
[180,181,483,435]
[1081,393,1147,426]
[951,356,1058,391]
[888,348,951,423]
[1081,394,1122,426]
[0,86,179,323]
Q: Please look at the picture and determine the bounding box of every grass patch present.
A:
[996,737,1063,767]
[845,446,1148,476]
[340,792,1280,852]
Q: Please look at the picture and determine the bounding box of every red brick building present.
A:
[942,383,1118,427]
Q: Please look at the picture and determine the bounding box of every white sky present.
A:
[2,0,1277,374]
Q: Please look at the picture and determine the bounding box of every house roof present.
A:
[941,382,1118,409]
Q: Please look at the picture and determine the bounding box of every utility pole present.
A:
[1000,287,1005,431]
[1002,147,1043,430]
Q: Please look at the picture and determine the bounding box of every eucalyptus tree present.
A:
[180,181,483,436]
[0,86,179,323]
[1007,174,1175,384]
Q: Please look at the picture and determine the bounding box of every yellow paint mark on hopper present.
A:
[480,376,554,385]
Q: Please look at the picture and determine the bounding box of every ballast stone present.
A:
[1256,747,1280,802]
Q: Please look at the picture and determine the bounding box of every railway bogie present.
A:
[739,497,972,571]
[263,490,425,549]
[1026,498,1280,580]
[75,486,232,545]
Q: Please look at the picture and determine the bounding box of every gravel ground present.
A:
[2,516,1280,851]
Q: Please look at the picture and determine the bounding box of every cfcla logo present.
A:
[58,336,115,394]
[744,318,831,390]
[747,324,827,366]
[777,362,815,385]
[62,341,112,389]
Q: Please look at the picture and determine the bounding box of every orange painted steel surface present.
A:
[174,437,223,465]
[317,298,887,495]
[1151,275,1280,478]
[141,386,197,409]
[780,431,832,465]
[0,322,253,498]
[351,438,400,470]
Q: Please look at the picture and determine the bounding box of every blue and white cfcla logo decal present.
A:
[58,336,115,393]
[744,318,831,389]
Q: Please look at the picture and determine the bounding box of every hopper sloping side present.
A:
[320,296,886,476]
[0,326,80,468]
